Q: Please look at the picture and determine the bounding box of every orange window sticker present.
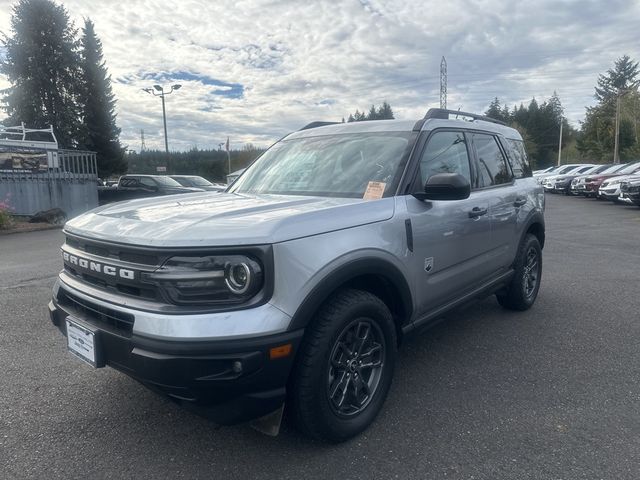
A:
[363,181,386,200]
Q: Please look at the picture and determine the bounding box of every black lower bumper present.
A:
[49,299,303,425]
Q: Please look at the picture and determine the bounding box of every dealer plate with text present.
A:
[66,319,97,367]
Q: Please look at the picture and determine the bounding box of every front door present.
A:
[406,130,495,319]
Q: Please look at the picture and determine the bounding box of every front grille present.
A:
[63,264,158,300]
[65,235,160,266]
[58,288,134,336]
[64,233,165,302]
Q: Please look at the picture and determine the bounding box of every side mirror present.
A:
[413,172,471,201]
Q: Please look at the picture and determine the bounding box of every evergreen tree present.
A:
[594,55,640,103]
[377,101,394,120]
[578,56,640,161]
[79,19,125,176]
[367,104,378,120]
[485,97,502,120]
[347,103,394,122]
[0,0,82,147]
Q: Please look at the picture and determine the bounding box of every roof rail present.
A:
[299,121,341,131]
[423,108,506,126]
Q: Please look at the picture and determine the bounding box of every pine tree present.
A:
[79,19,125,176]
[578,56,640,161]
[377,101,394,120]
[594,55,640,103]
[1,0,82,147]
[347,103,394,122]
[485,97,502,120]
[367,105,378,120]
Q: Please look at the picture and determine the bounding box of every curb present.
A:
[0,224,64,236]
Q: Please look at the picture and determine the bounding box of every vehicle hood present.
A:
[602,174,640,185]
[545,174,573,181]
[65,192,395,247]
[586,172,628,181]
[163,186,205,193]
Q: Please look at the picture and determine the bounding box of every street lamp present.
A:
[142,84,182,154]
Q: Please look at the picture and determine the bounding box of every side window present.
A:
[419,131,471,185]
[139,177,157,187]
[471,133,512,187]
[504,138,532,178]
[120,178,136,187]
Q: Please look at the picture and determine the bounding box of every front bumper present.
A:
[49,283,304,425]
[599,187,621,200]
[623,192,640,205]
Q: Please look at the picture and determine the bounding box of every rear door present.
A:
[468,132,519,272]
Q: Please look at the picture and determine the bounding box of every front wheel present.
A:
[289,289,396,442]
[497,234,542,311]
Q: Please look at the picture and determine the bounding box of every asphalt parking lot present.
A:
[1,194,639,480]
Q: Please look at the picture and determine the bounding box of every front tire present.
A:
[290,289,396,442]
[497,234,542,311]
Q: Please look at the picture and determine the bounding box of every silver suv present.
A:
[49,108,545,442]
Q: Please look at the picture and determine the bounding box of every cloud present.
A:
[0,0,639,151]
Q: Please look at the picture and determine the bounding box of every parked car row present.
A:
[533,161,640,206]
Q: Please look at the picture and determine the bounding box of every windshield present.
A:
[230,132,414,198]
[591,164,613,174]
[618,162,640,174]
[605,163,629,173]
[557,165,580,174]
[153,176,182,187]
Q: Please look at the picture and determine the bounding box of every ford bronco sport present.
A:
[49,108,545,442]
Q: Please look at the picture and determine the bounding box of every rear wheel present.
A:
[497,234,542,311]
[290,289,396,442]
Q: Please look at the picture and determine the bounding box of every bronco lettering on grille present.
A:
[62,251,136,280]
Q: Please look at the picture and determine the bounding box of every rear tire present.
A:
[497,234,542,311]
[290,289,396,442]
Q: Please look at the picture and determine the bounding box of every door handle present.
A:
[468,206,488,218]
[514,196,527,207]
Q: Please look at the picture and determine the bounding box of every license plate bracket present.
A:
[66,318,101,368]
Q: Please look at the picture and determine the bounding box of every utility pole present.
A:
[226,137,231,175]
[557,118,563,166]
[142,84,183,154]
[613,94,621,164]
[440,56,447,109]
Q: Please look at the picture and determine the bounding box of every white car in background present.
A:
[599,171,640,203]
[539,164,594,189]
[570,164,626,195]
[534,164,592,184]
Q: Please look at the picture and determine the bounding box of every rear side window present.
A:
[419,131,472,185]
[120,178,137,187]
[471,133,512,187]
[139,177,157,187]
[504,138,532,178]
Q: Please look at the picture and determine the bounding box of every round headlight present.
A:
[225,262,251,294]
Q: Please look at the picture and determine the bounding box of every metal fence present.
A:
[0,149,99,218]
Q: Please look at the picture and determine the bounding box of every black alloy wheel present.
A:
[326,319,385,417]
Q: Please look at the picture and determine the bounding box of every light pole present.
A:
[142,84,182,154]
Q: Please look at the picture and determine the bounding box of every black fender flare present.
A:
[521,210,546,249]
[287,257,414,332]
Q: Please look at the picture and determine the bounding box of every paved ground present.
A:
[1,195,639,480]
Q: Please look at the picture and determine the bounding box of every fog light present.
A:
[232,361,243,373]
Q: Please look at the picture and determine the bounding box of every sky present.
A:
[1,0,640,152]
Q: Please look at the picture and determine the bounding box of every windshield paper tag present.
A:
[363,181,386,200]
